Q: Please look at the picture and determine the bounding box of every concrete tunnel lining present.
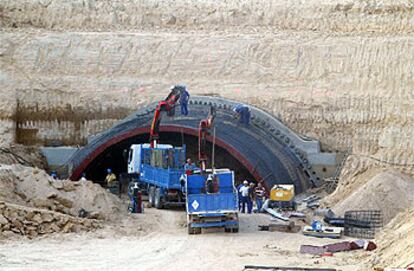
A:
[67,96,331,193]
[71,125,262,186]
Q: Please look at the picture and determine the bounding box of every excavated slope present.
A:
[0,0,413,178]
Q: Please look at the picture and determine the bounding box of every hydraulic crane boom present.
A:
[150,86,183,148]
[198,106,216,172]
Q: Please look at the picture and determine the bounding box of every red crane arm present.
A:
[149,87,182,148]
[198,106,216,172]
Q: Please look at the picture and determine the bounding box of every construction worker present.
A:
[79,173,87,182]
[239,180,251,214]
[248,182,255,214]
[205,175,215,194]
[179,85,190,116]
[184,158,194,170]
[237,182,244,211]
[50,171,58,180]
[254,182,266,212]
[128,181,142,213]
[184,158,196,173]
[105,168,117,187]
[233,104,251,125]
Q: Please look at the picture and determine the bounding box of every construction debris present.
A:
[0,164,124,222]
[258,221,301,233]
[262,199,290,221]
[264,207,290,221]
[244,265,336,271]
[0,164,126,239]
[374,268,414,271]
[0,201,103,239]
[282,211,306,219]
[302,225,343,239]
[303,195,321,203]
[300,240,377,255]
[300,245,327,255]
[302,195,321,210]
[317,208,345,227]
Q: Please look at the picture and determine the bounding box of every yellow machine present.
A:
[269,184,296,210]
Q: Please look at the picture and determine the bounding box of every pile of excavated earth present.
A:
[1,146,414,270]
[323,167,414,269]
[327,169,414,224]
[0,161,125,239]
[0,201,103,239]
[371,206,414,268]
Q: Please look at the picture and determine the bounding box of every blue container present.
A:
[186,171,238,214]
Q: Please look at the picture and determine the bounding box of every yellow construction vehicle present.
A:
[269,184,296,210]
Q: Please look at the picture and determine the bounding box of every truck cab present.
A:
[127,144,186,208]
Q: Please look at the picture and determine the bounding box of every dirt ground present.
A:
[0,208,367,271]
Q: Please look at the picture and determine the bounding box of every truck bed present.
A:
[140,164,183,190]
[187,193,238,214]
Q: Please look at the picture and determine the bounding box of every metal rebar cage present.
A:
[344,210,383,239]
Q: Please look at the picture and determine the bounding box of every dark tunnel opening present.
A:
[83,132,255,187]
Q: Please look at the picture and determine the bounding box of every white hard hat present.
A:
[243,180,248,185]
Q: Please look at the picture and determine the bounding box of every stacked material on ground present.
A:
[331,170,414,224]
[0,201,103,239]
[0,164,124,222]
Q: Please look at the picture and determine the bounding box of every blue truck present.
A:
[126,88,239,233]
[127,144,240,233]
[127,143,187,208]
[183,169,239,234]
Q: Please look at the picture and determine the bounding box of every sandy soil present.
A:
[0,208,367,271]
[371,206,414,268]
[0,164,124,221]
[331,169,414,224]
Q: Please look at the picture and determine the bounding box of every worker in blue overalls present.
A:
[239,180,251,214]
[233,104,251,125]
[179,85,190,116]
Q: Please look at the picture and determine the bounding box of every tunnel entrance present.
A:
[68,96,339,193]
[84,132,254,186]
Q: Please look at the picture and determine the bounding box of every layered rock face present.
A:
[0,201,103,239]
[0,0,413,174]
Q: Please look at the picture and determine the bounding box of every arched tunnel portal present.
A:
[67,96,337,193]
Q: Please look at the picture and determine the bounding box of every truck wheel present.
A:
[187,223,195,234]
[148,186,155,207]
[154,188,164,209]
[232,226,239,233]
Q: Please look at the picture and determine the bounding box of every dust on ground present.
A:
[0,157,413,270]
[0,209,366,271]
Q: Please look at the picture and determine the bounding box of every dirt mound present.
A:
[0,145,46,169]
[0,164,125,222]
[0,201,103,239]
[369,206,414,269]
[332,170,414,224]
